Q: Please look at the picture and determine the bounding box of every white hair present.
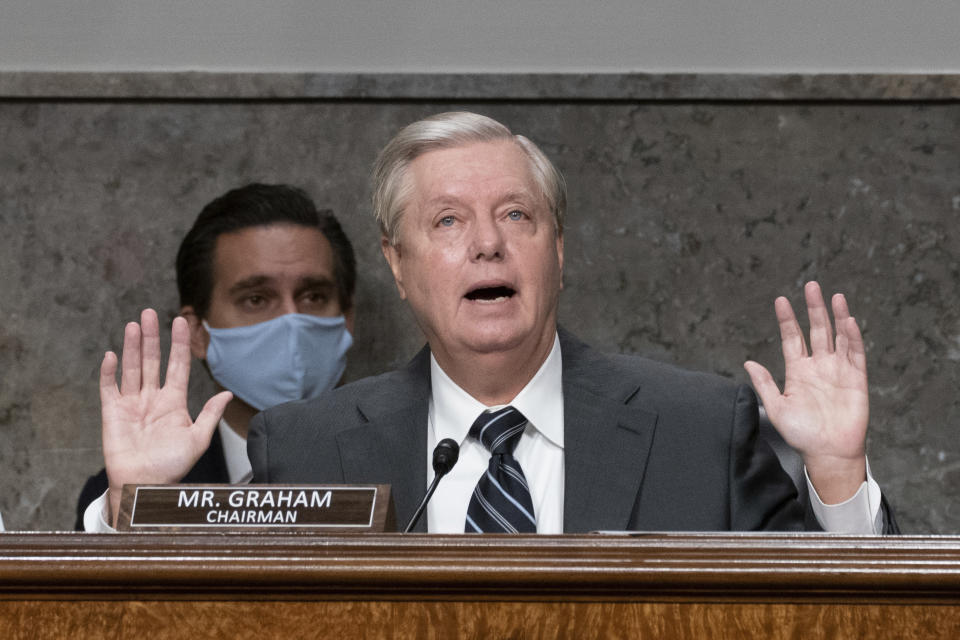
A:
[372,111,567,245]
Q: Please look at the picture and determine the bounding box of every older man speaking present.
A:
[246,112,890,534]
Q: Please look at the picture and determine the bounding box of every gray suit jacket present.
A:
[248,329,811,533]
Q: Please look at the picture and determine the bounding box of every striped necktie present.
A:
[464,406,537,533]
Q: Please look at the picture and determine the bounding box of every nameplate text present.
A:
[117,484,395,532]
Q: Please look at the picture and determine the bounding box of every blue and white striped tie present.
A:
[464,406,537,533]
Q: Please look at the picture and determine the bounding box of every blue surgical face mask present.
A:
[203,313,352,411]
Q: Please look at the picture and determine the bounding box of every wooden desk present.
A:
[2,533,959,638]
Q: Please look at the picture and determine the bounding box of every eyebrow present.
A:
[227,275,336,296]
[293,276,337,294]
[424,189,538,209]
[228,275,273,295]
[497,189,538,205]
[422,195,462,209]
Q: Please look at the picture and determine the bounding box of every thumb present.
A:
[193,390,233,445]
[743,360,782,415]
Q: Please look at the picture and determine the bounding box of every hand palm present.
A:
[745,282,869,464]
[764,343,868,460]
[102,378,208,485]
[100,310,231,522]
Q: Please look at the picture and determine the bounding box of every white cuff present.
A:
[806,457,883,534]
[82,490,117,533]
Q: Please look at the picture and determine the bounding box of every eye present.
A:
[242,294,267,309]
[302,290,329,305]
[439,215,456,227]
[507,210,525,221]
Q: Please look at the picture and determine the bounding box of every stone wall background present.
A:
[0,74,957,532]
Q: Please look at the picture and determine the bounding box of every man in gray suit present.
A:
[247,112,888,533]
[103,112,889,533]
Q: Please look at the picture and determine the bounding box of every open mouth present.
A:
[465,285,516,302]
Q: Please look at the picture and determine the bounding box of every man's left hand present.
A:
[744,281,868,505]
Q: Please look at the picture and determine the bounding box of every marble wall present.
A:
[0,73,957,532]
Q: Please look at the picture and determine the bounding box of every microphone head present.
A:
[432,438,460,476]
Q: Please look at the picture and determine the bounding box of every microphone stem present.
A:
[403,473,443,533]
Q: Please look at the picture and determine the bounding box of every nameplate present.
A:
[116,484,396,532]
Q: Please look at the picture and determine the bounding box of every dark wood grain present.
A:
[2,601,959,640]
[2,533,959,638]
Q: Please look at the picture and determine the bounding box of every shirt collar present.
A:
[429,332,564,448]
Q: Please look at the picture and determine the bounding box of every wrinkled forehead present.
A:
[408,140,543,207]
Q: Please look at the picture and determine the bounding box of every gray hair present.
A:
[372,111,567,245]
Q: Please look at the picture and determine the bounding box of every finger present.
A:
[119,321,142,396]
[164,316,193,392]
[774,295,807,361]
[832,292,851,325]
[832,293,852,361]
[838,315,868,374]
[805,281,834,354]
[140,309,162,390]
[193,391,233,444]
[743,361,783,415]
[99,351,121,405]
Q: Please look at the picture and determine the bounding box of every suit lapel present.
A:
[328,333,660,534]
[560,330,659,533]
[335,348,431,532]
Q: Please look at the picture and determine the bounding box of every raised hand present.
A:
[100,309,232,527]
[743,281,868,504]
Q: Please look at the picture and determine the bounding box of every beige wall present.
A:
[1,1,959,73]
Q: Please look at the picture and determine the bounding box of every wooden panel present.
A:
[1,601,959,639]
[4,532,960,601]
[2,533,960,638]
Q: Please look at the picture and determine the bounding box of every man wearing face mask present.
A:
[76,183,356,531]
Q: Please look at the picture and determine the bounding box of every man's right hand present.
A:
[100,309,232,528]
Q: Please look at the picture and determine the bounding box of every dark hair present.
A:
[176,184,356,318]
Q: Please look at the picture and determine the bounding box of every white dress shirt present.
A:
[427,334,566,533]
[83,419,251,532]
[219,417,254,484]
[425,332,882,534]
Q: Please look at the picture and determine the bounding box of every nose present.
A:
[279,296,299,316]
[470,215,505,261]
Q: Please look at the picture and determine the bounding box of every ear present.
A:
[381,236,407,299]
[556,233,564,290]
[180,305,209,360]
[344,305,356,334]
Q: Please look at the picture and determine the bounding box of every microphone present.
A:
[403,438,460,533]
